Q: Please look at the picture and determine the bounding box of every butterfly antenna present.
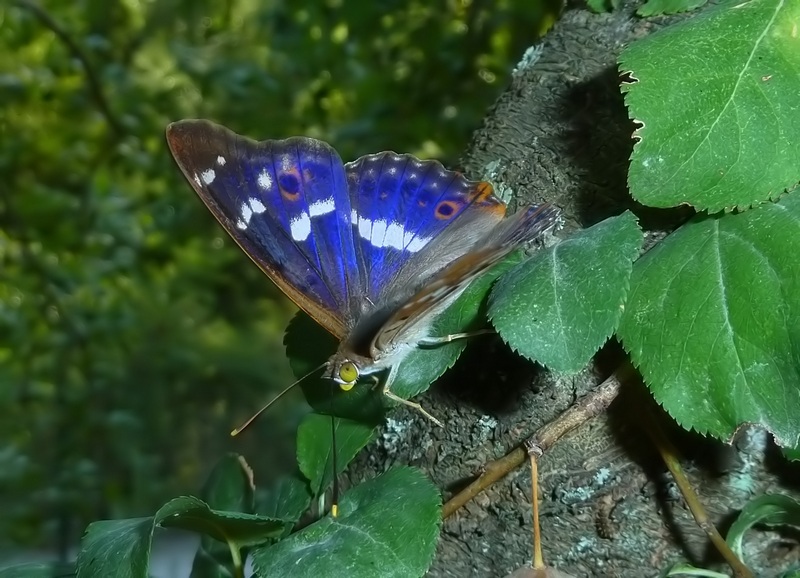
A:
[230,362,327,436]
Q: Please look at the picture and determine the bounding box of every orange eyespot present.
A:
[435,200,459,220]
[338,361,359,388]
[278,168,302,201]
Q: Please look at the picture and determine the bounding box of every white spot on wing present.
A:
[201,169,216,184]
[351,214,430,252]
[257,170,272,190]
[216,155,226,166]
[309,197,335,217]
[249,198,266,214]
[384,222,405,250]
[236,198,267,230]
[290,212,311,241]
[193,174,202,187]
[351,209,359,224]
[371,219,387,245]
[239,204,253,229]
[407,236,430,252]
[358,218,371,241]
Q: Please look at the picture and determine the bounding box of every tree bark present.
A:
[346,2,800,577]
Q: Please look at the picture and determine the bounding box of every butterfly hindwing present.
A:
[372,204,560,354]
[166,120,360,338]
[345,153,507,306]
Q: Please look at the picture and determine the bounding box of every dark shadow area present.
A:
[433,334,540,416]
[561,65,694,232]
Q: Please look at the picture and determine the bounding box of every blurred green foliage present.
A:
[0,0,549,553]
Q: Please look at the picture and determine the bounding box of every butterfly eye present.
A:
[338,361,359,388]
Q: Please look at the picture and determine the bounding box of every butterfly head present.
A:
[322,351,361,391]
[322,348,386,391]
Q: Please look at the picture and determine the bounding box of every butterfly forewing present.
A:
[167,120,359,338]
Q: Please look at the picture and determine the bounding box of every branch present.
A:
[443,364,628,518]
[644,405,754,578]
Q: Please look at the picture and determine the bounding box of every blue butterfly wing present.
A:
[166,120,360,338]
[345,152,507,303]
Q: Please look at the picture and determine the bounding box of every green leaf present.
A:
[77,496,285,578]
[782,446,800,462]
[200,453,255,514]
[618,194,800,446]
[77,517,153,578]
[489,212,642,372]
[285,253,524,419]
[0,563,76,578]
[297,413,378,497]
[189,547,237,578]
[189,454,257,578]
[257,472,313,526]
[620,0,800,211]
[637,0,707,17]
[158,496,284,547]
[251,467,441,578]
[727,494,800,559]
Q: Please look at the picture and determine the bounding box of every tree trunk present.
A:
[346,2,799,576]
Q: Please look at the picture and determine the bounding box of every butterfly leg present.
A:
[373,368,443,427]
[383,389,443,428]
[417,328,495,347]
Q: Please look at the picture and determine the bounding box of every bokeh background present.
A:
[0,0,553,562]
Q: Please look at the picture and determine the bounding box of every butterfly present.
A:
[166,120,559,424]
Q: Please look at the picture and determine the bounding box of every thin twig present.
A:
[644,407,754,578]
[528,447,544,568]
[13,0,124,135]
[443,366,626,518]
